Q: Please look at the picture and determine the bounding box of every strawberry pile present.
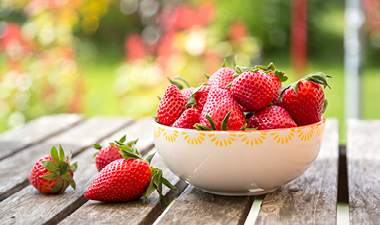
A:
[156,62,332,130]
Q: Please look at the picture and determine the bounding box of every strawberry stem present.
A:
[221,110,232,130]
[206,115,217,130]
[41,145,77,193]
[186,83,206,108]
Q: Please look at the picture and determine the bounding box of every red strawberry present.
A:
[231,70,275,111]
[208,67,236,90]
[247,105,297,130]
[268,72,283,104]
[85,141,176,203]
[235,62,288,106]
[187,84,212,112]
[173,108,200,129]
[181,87,195,100]
[85,158,151,202]
[280,72,331,126]
[157,84,187,126]
[94,145,122,172]
[93,135,136,172]
[29,145,77,194]
[198,88,246,130]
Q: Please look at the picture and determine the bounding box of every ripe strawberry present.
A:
[247,105,297,130]
[197,88,246,130]
[157,84,187,126]
[231,70,275,111]
[173,108,200,129]
[268,72,284,104]
[85,141,176,203]
[167,76,194,100]
[208,67,236,90]
[181,87,195,100]
[280,72,331,126]
[186,84,212,112]
[233,62,287,106]
[29,145,77,194]
[93,135,136,172]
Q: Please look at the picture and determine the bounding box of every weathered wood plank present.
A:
[94,118,155,155]
[347,120,380,224]
[0,117,132,202]
[0,119,165,225]
[58,148,187,225]
[255,119,339,224]
[43,116,133,145]
[154,185,254,225]
[0,114,83,160]
[0,114,83,143]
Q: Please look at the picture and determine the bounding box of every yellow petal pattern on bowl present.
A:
[297,127,315,141]
[153,125,162,138]
[239,133,267,145]
[162,129,179,142]
[155,121,325,145]
[182,132,206,145]
[270,129,296,144]
[208,134,236,146]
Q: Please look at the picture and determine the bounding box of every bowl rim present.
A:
[152,116,326,133]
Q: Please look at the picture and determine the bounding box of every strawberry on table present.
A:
[198,88,246,130]
[230,70,275,111]
[157,84,187,126]
[280,72,332,126]
[247,105,297,130]
[85,141,176,203]
[29,145,77,194]
[173,108,200,129]
[93,135,137,172]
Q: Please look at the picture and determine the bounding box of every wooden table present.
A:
[0,114,376,224]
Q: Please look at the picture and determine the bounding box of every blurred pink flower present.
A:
[125,34,146,61]
[228,20,249,43]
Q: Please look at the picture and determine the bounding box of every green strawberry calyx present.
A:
[92,135,128,158]
[41,145,77,193]
[115,140,177,205]
[232,62,287,80]
[186,83,207,108]
[194,110,250,131]
[279,72,332,97]
[226,62,287,88]
[279,72,332,111]
[167,76,191,90]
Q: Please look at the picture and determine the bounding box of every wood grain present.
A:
[0,119,162,224]
[255,119,339,224]
[154,185,254,225]
[0,117,131,202]
[0,114,83,160]
[0,114,83,143]
[58,148,187,225]
[347,120,380,224]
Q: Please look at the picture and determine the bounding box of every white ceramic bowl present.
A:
[152,117,325,196]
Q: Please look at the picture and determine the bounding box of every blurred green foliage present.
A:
[0,0,379,144]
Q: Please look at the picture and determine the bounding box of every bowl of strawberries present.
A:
[152,62,331,196]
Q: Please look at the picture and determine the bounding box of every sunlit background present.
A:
[1,0,380,141]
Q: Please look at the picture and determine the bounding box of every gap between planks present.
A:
[0,117,134,203]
